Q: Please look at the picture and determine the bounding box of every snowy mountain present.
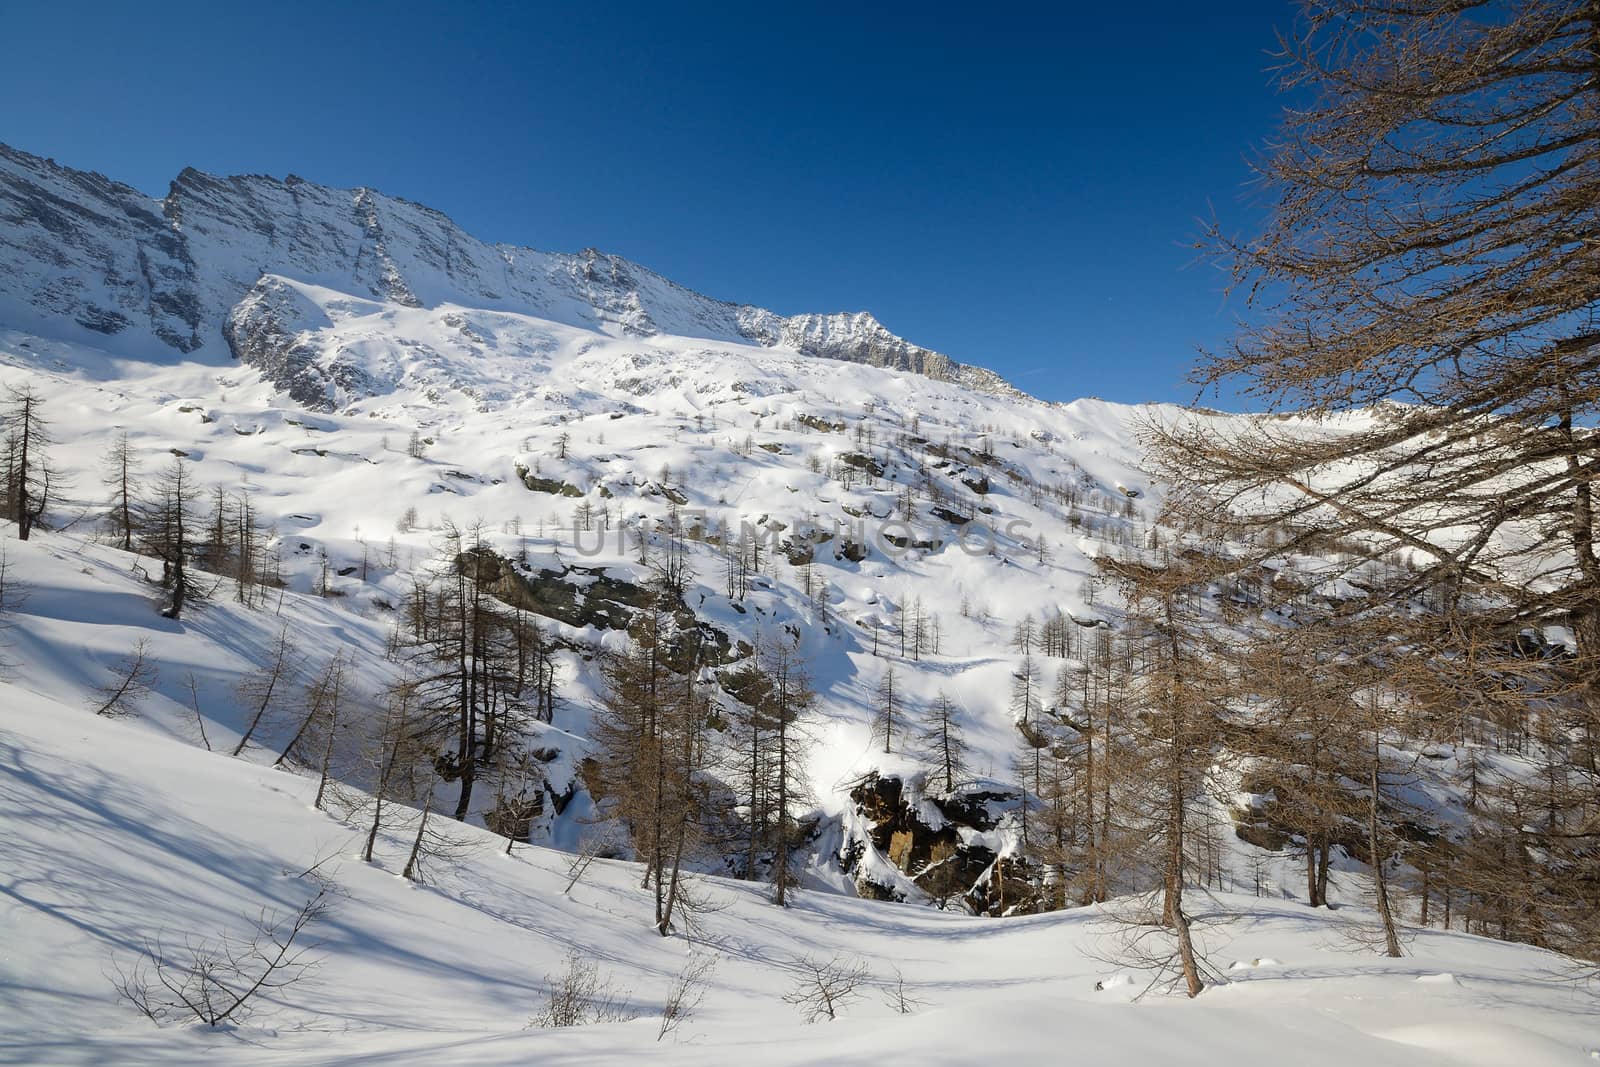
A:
[1,141,1596,1063]
[0,143,1015,405]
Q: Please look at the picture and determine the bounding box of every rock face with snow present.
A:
[0,145,203,351]
[0,142,1017,401]
[844,773,1029,914]
[222,276,356,408]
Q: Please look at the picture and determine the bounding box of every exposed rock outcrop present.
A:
[464,548,735,666]
[223,276,365,410]
[842,772,1032,915]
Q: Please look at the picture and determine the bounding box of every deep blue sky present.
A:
[2,2,1294,405]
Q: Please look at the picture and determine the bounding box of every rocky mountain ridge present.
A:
[0,142,1017,398]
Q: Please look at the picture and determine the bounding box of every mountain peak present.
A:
[0,141,1020,398]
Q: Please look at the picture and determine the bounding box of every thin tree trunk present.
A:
[1369,728,1403,957]
[275,701,321,768]
[402,796,432,881]
[1316,835,1331,907]
[746,719,762,880]
[775,705,790,907]
[313,701,339,812]
[118,454,133,551]
[453,567,474,821]
[365,736,400,863]
[1084,681,1101,902]
[233,660,285,757]
[1174,899,1204,998]
[658,827,687,937]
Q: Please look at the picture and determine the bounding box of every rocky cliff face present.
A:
[0,145,202,351]
[0,142,1019,398]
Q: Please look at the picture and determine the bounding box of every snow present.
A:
[1,394,1595,1063]
[3,601,1597,1064]
[2,141,1597,1063]
[0,144,1011,396]
[0,288,1162,834]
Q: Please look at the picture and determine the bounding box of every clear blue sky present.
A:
[2,2,1294,405]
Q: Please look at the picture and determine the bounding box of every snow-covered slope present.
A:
[0,138,1535,906]
[0,307,1149,856]
[3,541,1596,1066]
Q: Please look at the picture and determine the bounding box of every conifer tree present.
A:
[102,431,139,552]
[922,691,968,795]
[359,679,428,864]
[232,625,302,757]
[760,633,813,906]
[144,457,195,619]
[591,603,713,934]
[2,384,53,541]
[276,651,349,771]
[872,665,899,755]
[1150,0,1600,964]
[1103,547,1234,997]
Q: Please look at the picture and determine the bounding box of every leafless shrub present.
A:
[110,884,331,1027]
[657,953,716,1041]
[879,963,924,1014]
[530,950,637,1028]
[782,952,869,1022]
[90,639,157,717]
